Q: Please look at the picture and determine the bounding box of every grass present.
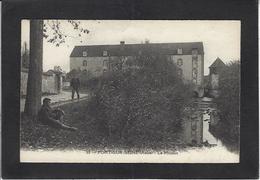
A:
[20,99,186,153]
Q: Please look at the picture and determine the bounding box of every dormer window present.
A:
[83,51,87,57]
[177,48,183,55]
[103,51,108,56]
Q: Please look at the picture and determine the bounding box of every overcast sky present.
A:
[21,20,240,75]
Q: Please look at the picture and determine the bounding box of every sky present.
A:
[21,20,240,75]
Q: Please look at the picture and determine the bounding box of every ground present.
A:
[20,98,185,153]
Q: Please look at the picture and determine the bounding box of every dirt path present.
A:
[51,96,89,108]
[20,90,89,112]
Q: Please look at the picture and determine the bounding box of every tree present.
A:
[212,61,240,150]
[21,41,29,69]
[24,20,43,117]
[24,20,89,117]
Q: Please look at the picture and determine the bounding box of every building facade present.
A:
[70,42,204,87]
[208,57,226,97]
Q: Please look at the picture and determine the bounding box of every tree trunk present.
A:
[24,20,43,118]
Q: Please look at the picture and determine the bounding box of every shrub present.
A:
[214,61,240,149]
[86,54,193,148]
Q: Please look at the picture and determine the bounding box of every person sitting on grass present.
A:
[38,98,78,132]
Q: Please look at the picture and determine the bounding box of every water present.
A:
[203,112,221,145]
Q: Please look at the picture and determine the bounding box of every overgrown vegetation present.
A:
[85,54,194,149]
[211,61,240,151]
[21,54,194,152]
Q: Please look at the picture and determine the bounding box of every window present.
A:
[177,58,183,66]
[83,51,87,57]
[103,60,108,67]
[192,68,197,78]
[192,49,198,56]
[177,48,183,54]
[177,68,183,76]
[83,60,87,66]
[103,51,108,56]
[192,58,198,67]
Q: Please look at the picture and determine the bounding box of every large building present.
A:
[70,41,204,87]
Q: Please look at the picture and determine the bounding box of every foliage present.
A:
[86,54,193,148]
[20,100,185,153]
[66,69,95,87]
[214,61,240,148]
[43,20,89,47]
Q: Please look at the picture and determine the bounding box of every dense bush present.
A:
[86,54,193,148]
[213,61,240,150]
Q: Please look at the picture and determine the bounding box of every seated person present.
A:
[38,98,77,132]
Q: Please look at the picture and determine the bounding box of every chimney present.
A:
[120,41,125,52]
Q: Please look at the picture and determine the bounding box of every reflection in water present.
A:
[203,113,223,146]
[202,110,239,158]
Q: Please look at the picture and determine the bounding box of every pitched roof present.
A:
[70,42,204,57]
[209,57,226,68]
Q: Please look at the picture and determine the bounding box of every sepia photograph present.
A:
[20,20,240,163]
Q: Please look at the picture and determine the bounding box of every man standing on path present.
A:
[70,76,80,100]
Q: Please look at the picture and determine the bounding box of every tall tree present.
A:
[24,20,89,117]
[24,20,43,117]
[21,41,29,69]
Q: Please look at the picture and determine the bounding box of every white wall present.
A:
[70,54,204,86]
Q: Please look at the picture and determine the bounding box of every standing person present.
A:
[38,98,77,131]
[70,76,80,100]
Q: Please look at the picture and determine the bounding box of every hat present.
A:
[43,98,51,104]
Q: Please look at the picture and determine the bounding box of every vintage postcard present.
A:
[20,20,240,163]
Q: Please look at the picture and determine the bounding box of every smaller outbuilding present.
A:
[207,57,226,97]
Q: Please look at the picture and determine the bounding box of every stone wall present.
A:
[21,70,60,96]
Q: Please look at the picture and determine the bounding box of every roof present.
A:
[70,42,204,57]
[209,57,226,68]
